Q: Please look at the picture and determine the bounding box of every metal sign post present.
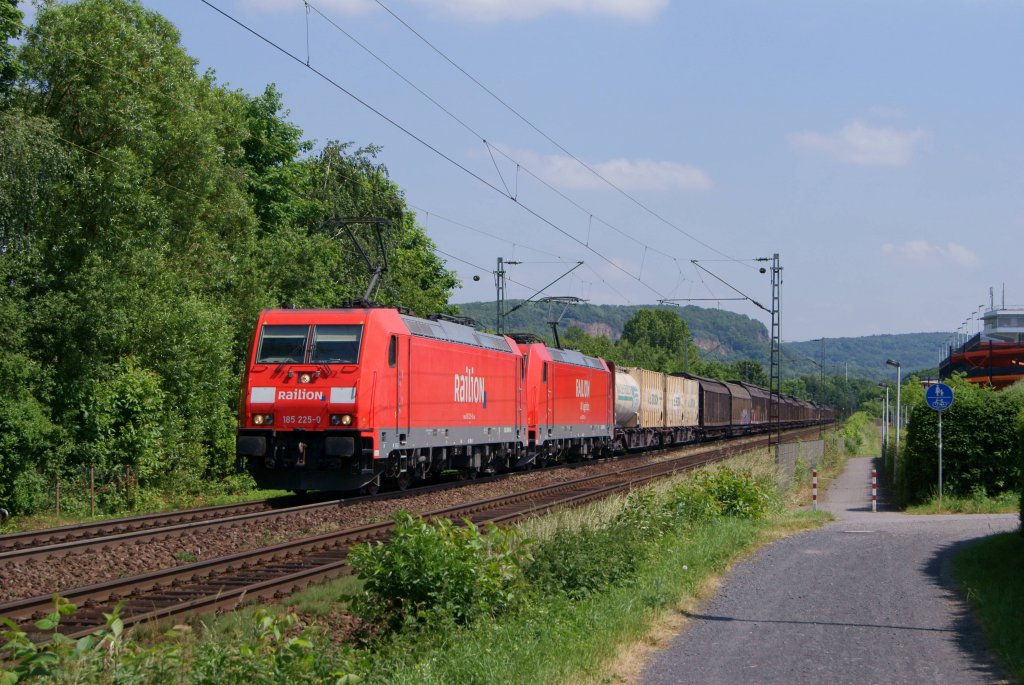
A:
[938,411,943,505]
[925,383,954,504]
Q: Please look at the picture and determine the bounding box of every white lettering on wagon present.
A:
[454,367,486,405]
[576,379,591,398]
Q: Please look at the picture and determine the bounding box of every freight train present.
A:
[236,306,832,493]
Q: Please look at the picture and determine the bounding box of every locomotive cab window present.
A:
[387,335,397,367]
[256,325,310,364]
[311,324,363,364]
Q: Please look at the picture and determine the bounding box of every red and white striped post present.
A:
[812,469,818,511]
[871,469,877,512]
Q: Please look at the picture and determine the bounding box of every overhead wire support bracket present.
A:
[538,296,586,349]
[495,259,583,334]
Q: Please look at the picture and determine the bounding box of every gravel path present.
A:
[641,456,1018,685]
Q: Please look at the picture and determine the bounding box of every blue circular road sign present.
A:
[926,383,954,411]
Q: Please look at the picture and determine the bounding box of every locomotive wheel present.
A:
[396,472,411,491]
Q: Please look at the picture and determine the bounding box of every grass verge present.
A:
[360,512,826,685]
[0,488,293,535]
[953,532,1024,681]
[905,491,1019,515]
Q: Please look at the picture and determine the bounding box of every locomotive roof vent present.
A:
[427,313,481,329]
[507,332,545,344]
[337,298,386,310]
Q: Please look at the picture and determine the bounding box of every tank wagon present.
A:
[237,306,831,493]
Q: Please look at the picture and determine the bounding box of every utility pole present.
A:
[760,253,782,458]
[494,257,520,334]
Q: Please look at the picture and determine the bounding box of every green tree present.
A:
[561,325,616,360]
[731,360,768,386]
[781,377,810,400]
[620,309,698,373]
[0,0,21,105]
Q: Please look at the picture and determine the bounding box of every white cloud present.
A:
[497,146,712,192]
[880,241,979,267]
[789,120,927,167]
[237,0,668,20]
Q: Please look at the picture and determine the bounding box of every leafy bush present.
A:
[663,480,723,522]
[692,468,777,519]
[527,469,776,600]
[525,524,644,600]
[900,377,1024,505]
[614,489,677,539]
[347,511,528,632]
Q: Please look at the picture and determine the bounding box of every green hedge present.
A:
[900,378,1024,505]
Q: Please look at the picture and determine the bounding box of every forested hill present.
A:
[454,301,948,381]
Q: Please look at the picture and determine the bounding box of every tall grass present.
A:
[906,490,1019,515]
[953,533,1024,681]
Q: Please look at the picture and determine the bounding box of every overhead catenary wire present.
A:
[369,0,746,265]
[410,204,634,305]
[303,0,681,281]
[197,0,668,300]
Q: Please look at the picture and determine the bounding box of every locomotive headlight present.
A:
[299,372,312,384]
[330,414,341,426]
[341,414,353,426]
[253,414,264,426]
[252,414,273,426]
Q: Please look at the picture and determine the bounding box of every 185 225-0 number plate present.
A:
[282,415,322,426]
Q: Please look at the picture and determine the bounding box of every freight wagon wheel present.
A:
[362,478,380,496]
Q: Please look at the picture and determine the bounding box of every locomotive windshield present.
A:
[256,325,309,364]
[311,324,363,364]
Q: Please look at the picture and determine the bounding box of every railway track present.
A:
[0,427,801,564]
[0,454,626,564]
[0,426,825,641]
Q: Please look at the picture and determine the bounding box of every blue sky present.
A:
[22,0,1024,341]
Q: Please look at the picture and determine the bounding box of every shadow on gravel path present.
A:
[921,535,1016,684]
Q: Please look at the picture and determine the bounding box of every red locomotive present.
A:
[516,339,614,465]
